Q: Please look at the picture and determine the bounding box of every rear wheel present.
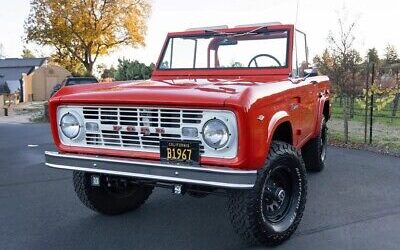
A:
[302,118,328,172]
[73,171,153,215]
[227,141,307,246]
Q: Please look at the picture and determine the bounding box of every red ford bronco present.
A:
[46,22,330,246]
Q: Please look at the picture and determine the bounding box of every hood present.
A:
[53,79,268,108]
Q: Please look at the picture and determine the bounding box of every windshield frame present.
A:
[154,25,293,76]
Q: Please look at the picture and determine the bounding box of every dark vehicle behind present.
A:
[50,76,98,97]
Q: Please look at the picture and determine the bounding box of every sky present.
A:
[0,0,399,70]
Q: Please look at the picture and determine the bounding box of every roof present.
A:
[5,80,21,93]
[0,58,46,68]
[0,58,46,85]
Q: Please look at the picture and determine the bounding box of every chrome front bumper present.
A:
[45,151,257,189]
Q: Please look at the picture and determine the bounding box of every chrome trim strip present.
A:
[45,151,256,189]
[45,151,255,174]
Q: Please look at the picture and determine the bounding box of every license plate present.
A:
[160,140,200,164]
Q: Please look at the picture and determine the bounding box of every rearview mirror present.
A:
[218,38,238,46]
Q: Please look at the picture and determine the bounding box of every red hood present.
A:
[52,78,277,108]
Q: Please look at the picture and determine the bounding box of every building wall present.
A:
[23,65,70,102]
[23,74,33,102]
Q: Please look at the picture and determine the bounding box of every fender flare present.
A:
[266,111,292,148]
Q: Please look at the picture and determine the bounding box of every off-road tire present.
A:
[302,118,328,172]
[227,141,307,246]
[73,171,153,215]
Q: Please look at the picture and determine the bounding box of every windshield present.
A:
[158,30,288,70]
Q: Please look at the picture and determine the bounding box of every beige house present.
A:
[23,64,71,102]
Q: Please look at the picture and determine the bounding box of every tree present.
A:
[102,67,117,80]
[367,48,380,65]
[114,59,153,81]
[383,44,399,66]
[25,0,151,75]
[367,48,380,82]
[97,63,117,80]
[314,49,340,92]
[326,11,359,143]
[50,47,88,76]
[383,45,400,118]
[346,49,362,118]
[21,47,35,58]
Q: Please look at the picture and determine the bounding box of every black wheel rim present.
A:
[261,166,295,224]
[320,125,328,162]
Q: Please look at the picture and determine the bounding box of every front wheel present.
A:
[227,141,307,246]
[73,171,153,215]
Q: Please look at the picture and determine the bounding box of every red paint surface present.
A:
[48,24,330,170]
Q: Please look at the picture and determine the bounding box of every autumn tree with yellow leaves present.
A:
[25,0,151,75]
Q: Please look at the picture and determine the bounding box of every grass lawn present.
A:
[327,117,400,153]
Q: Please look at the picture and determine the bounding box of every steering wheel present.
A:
[248,54,282,68]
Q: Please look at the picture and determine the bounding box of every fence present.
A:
[329,94,400,153]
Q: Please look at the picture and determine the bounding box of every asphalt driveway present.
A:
[0,123,399,250]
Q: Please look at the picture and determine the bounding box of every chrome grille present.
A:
[82,106,205,153]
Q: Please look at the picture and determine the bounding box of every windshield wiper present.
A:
[204,29,235,36]
[232,26,269,37]
[204,26,268,37]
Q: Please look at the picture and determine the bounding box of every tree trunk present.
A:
[83,61,94,76]
[350,96,355,119]
[343,95,349,144]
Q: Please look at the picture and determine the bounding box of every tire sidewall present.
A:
[319,118,328,163]
[255,147,307,236]
[226,142,308,247]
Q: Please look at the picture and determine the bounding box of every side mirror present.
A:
[303,68,318,77]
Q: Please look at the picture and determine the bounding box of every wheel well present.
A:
[323,101,330,121]
[272,121,293,145]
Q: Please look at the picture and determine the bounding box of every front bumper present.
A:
[45,151,257,189]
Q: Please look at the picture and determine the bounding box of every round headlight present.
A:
[60,113,81,139]
[202,119,230,149]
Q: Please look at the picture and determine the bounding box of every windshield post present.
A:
[169,38,174,68]
[193,39,198,68]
